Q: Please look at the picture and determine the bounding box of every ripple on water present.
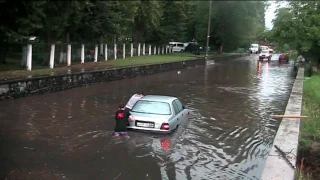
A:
[0,57,295,180]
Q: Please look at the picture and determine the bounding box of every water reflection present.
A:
[0,56,294,179]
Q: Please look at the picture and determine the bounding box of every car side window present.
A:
[172,101,180,115]
[175,100,184,112]
[173,100,183,114]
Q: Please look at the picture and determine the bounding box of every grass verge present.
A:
[297,75,320,180]
[0,52,242,80]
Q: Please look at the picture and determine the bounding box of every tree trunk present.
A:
[21,45,27,67]
[67,33,70,43]
[218,44,223,54]
[0,46,8,64]
[113,34,117,44]
[42,43,51,66]
[133,26,140,44]
[42,35,52,66]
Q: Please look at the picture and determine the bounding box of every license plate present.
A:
[136,122,154,128]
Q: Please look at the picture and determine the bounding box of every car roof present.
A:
[187,43,199,46]
[139,95,178,103]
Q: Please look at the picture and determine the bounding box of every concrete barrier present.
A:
[261,67,304,180]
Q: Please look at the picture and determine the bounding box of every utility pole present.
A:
[205,0,212,60]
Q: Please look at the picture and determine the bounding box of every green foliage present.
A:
[301,75,320,147]
[298,75,320,180]
[191,1,267,52]
[271,2,320,65]
[0,1,267,55]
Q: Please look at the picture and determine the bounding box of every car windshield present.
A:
[131,100,172,115]
[251,45,258,48]
[261,50,269,53]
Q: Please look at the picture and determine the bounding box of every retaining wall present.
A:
[261,67,305,180]
[0,54,246,100]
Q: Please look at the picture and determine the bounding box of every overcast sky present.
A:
[265,1,288,29]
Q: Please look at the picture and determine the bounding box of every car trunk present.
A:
[130,112,172,129]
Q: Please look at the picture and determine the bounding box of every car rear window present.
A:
[262,50,269,53]
[131,100,172,115]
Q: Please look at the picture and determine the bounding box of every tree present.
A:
[132,1,161,43]
[1,1,271,67]
[0,1,44,64]
[159,1,188,43]
[191,1,267,53]
[271,1,320,65]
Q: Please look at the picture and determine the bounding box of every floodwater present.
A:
[0,55,296,180]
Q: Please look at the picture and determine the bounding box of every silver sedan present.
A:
[127,95,190,133]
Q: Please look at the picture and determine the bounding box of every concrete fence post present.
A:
[143,43,145,55]
[158,46,161,55]
[49,44,55,69]
[162,46,164,54]
[104,44,108,61]
[130,43,133,57]
[26,44,32,71]
[114,44,117,60]
[123,43,125,59]
[154,46,156,55]
[149,45,151,56]
[81,44,85,63]
[94,45,98,62]
[67,44,71,66]
[166,46,168,54]
[138,43,141,56]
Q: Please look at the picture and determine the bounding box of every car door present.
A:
[173,100,184,125]
[172,101,180,127]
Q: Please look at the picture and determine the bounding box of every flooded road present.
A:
[0,55,296,180]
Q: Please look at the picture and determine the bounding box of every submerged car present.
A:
[127,95,190,133]
[259,50,272,61]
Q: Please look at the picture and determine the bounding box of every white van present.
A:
[169,42,185,52]
[249,44,259,54]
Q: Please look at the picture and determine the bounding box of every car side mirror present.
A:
[182,105,185,109]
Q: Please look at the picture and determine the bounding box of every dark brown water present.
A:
[0,55,295,180]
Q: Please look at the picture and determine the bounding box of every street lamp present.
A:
[205,1,212,60]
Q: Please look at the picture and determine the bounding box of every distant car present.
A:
[127,95,190,133]
[259,50,272,61]
[250,44,259,54]
[279,53,289,63]
[169,42,185,52]
[184,43,201,55]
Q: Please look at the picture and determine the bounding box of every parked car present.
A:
[169,42,185,52]
[184,43,201,55]
[259,50,272,61]
[127,95,190,133]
